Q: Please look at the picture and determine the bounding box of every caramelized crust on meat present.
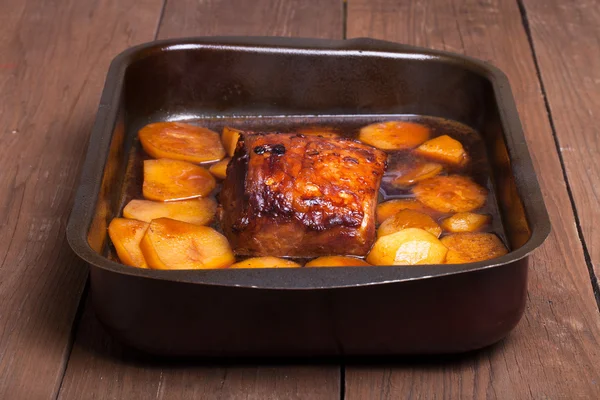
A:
[220,133,387,257]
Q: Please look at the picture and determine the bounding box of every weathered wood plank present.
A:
[57,1,343,399]
[158,0,343,39]
[521,0,600,285]
[345,0,600,398]
[0,0,164,398]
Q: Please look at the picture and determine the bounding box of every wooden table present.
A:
[2,0,600,398]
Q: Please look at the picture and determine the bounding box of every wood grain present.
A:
[57,1,343,399]
[158,0,343,39]
[345,0,600,398]
[520,0,600,281]
[0,0,164,398]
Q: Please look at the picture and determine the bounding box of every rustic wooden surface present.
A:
[0,0,599,398]
[520,0,600,285]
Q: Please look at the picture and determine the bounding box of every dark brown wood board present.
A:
[157,0,343,39]
[520,0,600,284]
[0,0,164,398]
[57,1,343,399]
[344,0,600,398]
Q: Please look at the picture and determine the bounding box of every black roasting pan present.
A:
[67,37,550,356]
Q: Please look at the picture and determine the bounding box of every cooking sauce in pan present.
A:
[112,115,507,266]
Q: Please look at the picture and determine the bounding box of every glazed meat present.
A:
[220,133,387,257]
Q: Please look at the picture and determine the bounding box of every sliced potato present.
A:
[359,121,430,150]
[376,198,436,224]
[377,209,442,238]
[392,162,443,187]
[143,159,216,201]
[413,175,488,213]
[209,158,230,180]
[441,233,508,264]
[122,198,217,225]
[305,256,371,267]
[229,257,301,269]
[140,218,235,270]
[139,122,225,163]
[367,228,448,265]
[414,135,468,166]
[108,218,149,268]
[297,126,340,138]
[222,126,242,157]
[440,212,490,233]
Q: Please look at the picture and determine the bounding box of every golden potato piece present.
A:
[229,257,301,269]
[377,209,442,238]
[305,256,371,267]
[140,218,235,270]
[367,228,448,265]
[209,158,230,180]
[413,175,488,213]
[359,121,430,150]
[440,212,490,233]
[414,135,468,166]
[376,198,436,224]
[143,159,216,201]
[222,126,242,157]
[139,122,225,163]
[122,198,217,225]
[392,162,443,187]
[108,218,149,268]
[441,233,508,264]
[297,126,340,138]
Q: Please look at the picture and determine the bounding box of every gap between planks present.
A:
[343,0,348,40]
[154,0,170,39]
[515,0,600,308]
[55,281,91,398]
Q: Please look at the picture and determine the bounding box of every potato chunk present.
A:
[440,212,490,233]
[305,256,371,267]
[222,126,242,157]
[441,233,508,264]
[392,162,443,187]
[143,159,216,201]
[209,158,230,180]
[414,135,468,166]
[377,209,442,238]
[376,198,436,224]
[229,257,301,269]
[367,228,448,265]
[297,126,340,138]
[108,218,149,268]
[122,198,217,225]
[413,175,487,213]
[359,121,430,150]
[139,122,225,163]
[140,218,234,270]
